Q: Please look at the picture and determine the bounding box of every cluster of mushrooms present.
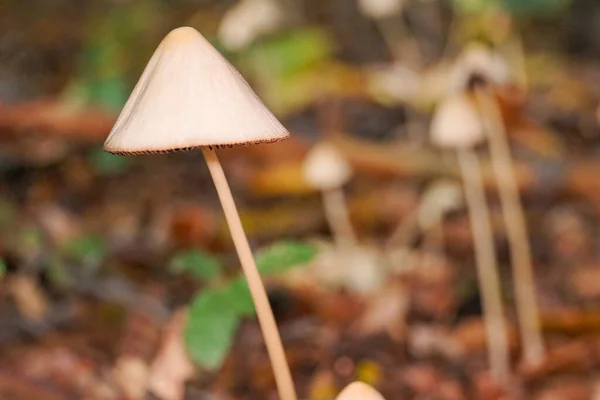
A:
[106,25,544,398]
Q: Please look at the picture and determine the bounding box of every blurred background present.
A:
[2,0,600,399]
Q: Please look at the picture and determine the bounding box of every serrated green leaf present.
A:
[255,240,317,275]
[0,259,5,278]
[185,289,240,369]
[62,235,105,263]
[170,250,221,280]
[223,278,255,316]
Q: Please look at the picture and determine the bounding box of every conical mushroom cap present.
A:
[430,93,484,149]
[336,382,386,400]
[302,142,353,190]
[104,27,288,155]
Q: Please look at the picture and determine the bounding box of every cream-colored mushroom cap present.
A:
[358,0,404,19]
[430,93,484,149]
[104,27,288,155]
[302,142,353,190]
[336,382,386,400]
[449,42,511,93]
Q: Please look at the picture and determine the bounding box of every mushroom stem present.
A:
[322,186,358,248]
[457,148,511,386]
[202,148,297,400]
[387,208,419,248]
[475,89,545,366]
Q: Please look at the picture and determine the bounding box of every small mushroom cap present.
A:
[302,142,353,190]
[449,42,511,92]
[358,0,404,19]
[418,180,463,229]
[430,93,484,149]
[104,27,288,155]
[218,0,283,51]
[336,382,386,400]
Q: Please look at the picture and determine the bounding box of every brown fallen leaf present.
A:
[8,274,49,322]
[112,356,149,400]
[148,309,195,400]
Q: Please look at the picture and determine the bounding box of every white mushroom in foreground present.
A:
[104,27,288,154]
[302,142,357,247]
[336,382,386,400]
[104,26,295,400]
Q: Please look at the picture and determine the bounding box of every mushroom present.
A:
[218,0,284,51]
[474,87,545,366]
[103,27,296,400]
[302,142,357,248]
[452,42,546,365]
[336,382,386,400]
[357,0,421,66]
[387,179,463,265]
[430,92,510,386]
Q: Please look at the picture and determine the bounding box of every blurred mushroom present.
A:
[475,86,546,366]
[302,142,357,248]
[218,0,284,51]
[103,27,296,400]
[431,92,510,386]
[336,381,386,400]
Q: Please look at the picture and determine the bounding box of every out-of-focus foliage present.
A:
[453,0,572,15]
[184,240,317,370]
[255,240,318,275]
[63,1,164,111]
[170,249,222,280]
[61,235,106,264]
[185,288,240,369]
[89,147,132,176]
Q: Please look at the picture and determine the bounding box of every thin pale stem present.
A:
[475,89,545,366]
[387,208,419,249]
[457,149,511,386]
[377,18,422,67]
[421,217,444,270]
[322,187,358,248]
[202,148,297,400]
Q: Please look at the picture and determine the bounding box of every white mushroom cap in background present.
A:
[449,42,511,93]
[336,382,386,400]
[218,0,284,51]
[430,93,484,149]
[302,142,353,190]
[358,0,404,19]
[418,179,463,229]
[104,27,288,155]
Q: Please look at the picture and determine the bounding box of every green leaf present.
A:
[62,235,105,263]
[89,147,132,176]
[452,0,571,15]
[255,240,317,275]
[0,259,6,278]
[243,28,333,78]
[170,250,221,280]
[185,289,240,369]
[223,278,255,316]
